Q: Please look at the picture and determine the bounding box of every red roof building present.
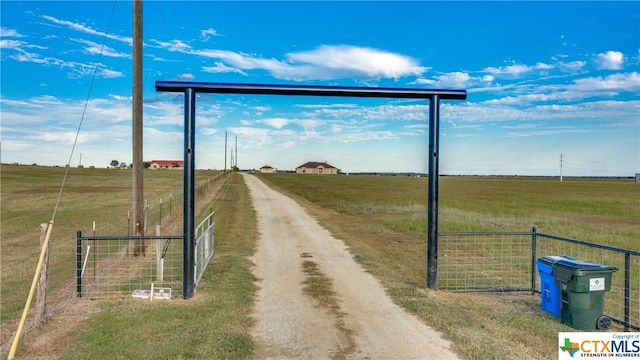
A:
[149,160,184,169]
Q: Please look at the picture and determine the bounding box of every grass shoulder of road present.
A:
[253,173,640,360]
[60,172,258,359]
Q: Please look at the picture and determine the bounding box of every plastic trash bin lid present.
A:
[554,258,617,272]
[537,255,572,266]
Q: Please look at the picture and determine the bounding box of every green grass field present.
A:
[253,173,639,359]
[2,166,638,359]
[1,165,218,322]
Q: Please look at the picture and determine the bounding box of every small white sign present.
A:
[590,277,605,291]
[132,287,172,300]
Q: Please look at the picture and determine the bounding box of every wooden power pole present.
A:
[132,0,145,254]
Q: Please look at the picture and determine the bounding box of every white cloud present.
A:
[151,39,192,52]
[571,71,640,95]
[594,51,624,70]
[178,73,195,80]
[202,62,247,75]
[109,94,131,102]
[299,102,430,122]
[0,39,26,50]
[534,62,554,70]
[416,72,471,88]
[200,28,221,41]
[466,59,585,85]
[0,27,25,38]
[441,99,640,128]
[259,118,290,129]
[41,15,132,45]
[92,67,124,79]
[477,72,640,106]
[286,45,427,80]
[2,37,124,78]
[153,40,427,81]
[556,60,586,72]
[252,106,271,116]
[484,63,534,77]
[71,38,130,58]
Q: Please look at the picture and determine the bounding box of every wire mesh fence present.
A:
[438,229,639,331]
[439,231,533,292]
[535,232,639,331]
[76,234,183,299]
[75,210,216,299]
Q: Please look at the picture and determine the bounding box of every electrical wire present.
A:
[51,0,119,221]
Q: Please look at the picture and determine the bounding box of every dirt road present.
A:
[244,174,458,360]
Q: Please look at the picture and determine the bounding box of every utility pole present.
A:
[235,136,238,168]
[224,131,227,172]
[132,0,145,253]
[560,154,563,182]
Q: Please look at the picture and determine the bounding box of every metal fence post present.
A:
[531,226,537,293]
[427,95,440,290]
[624,253,631,331]
[183,87,196,299]
[76,231,82,297]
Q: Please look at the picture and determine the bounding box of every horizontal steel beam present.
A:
[155,81,467,100]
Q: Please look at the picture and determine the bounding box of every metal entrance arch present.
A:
[155,81,467,299]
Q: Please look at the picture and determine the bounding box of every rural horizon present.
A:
[3,161,639,180]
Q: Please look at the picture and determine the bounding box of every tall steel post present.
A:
[224,131,227,171]
[183,88,196,299]
[427,95,440,290]
[132,0,144,243]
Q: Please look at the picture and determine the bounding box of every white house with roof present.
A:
[295,161,339,175]
[260,165,276,173]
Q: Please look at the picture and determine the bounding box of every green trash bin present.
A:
[552,258,618,331]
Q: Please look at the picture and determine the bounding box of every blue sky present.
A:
[1,1,639,176]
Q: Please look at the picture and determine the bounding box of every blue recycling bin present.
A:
[536,256,568,317]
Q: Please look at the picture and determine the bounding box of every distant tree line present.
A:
[110,160,150,169]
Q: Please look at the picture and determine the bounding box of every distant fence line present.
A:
[439,227,639,331]
[77,171,224,237]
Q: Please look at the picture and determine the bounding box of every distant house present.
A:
[296,161,339,175]
[149,160,184,170]
[260,165,276,174]
[636,173,640,183]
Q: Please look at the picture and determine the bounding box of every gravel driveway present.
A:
[243,173,458,359]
